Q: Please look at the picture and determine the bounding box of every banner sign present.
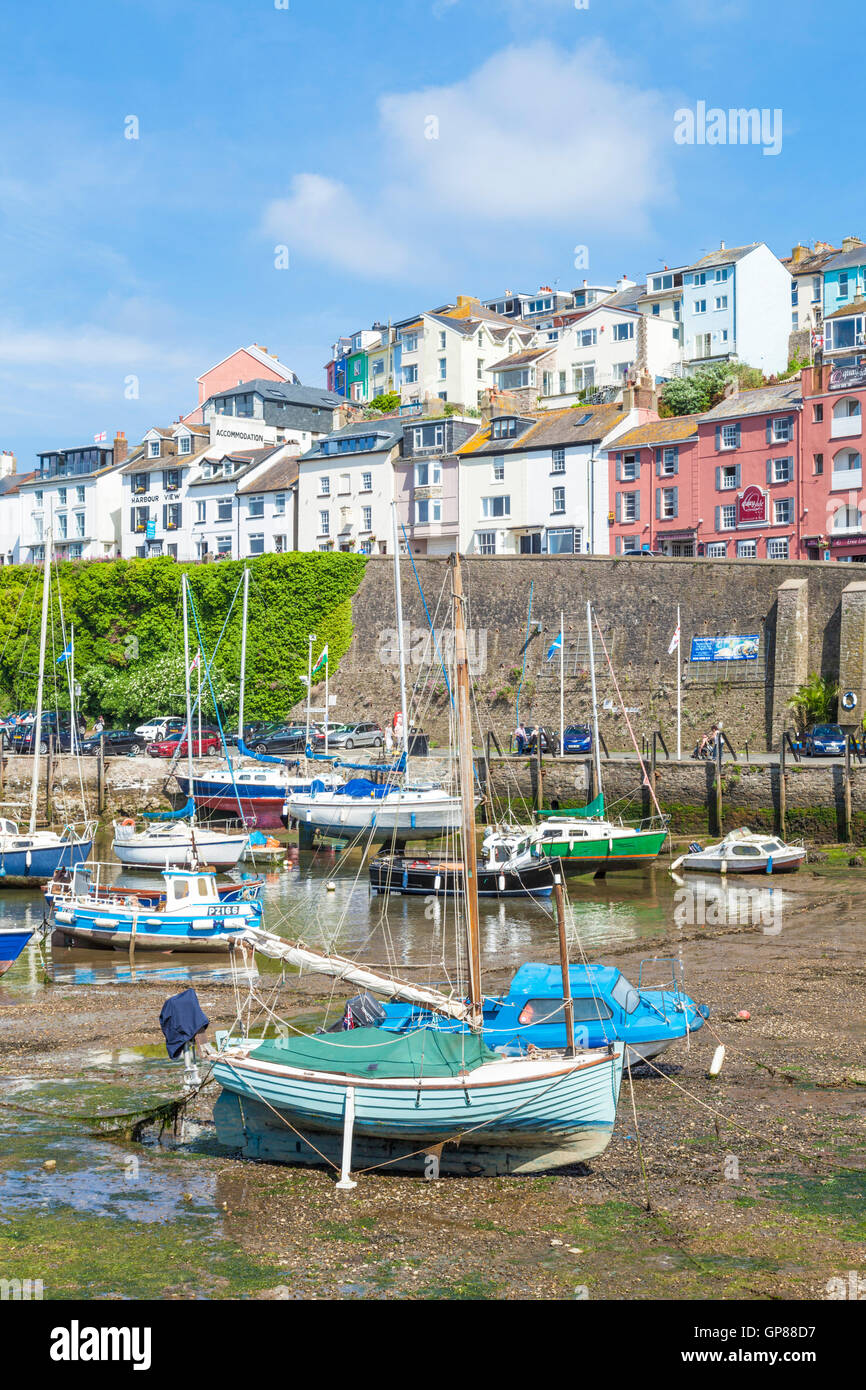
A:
[689,634,759,662]
[736,485,767,526]
[829,364,866,392]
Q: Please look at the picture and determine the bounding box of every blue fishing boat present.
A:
[0,927,34,977]
[49,863,263,953]
[375,961,708,1066]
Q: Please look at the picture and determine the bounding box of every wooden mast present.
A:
[451,553,482,1028]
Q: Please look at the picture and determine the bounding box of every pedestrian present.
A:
[93,714,105,735]
[515,721,527,755]
[384,725,394,757]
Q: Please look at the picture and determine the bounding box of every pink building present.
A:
[183,345,298,423]
[800,363,866,562]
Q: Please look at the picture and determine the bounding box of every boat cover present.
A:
[159,988,210,1059]
[249,1026,498,1077]
[536,793,605,820]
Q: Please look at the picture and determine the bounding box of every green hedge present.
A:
[0,553,366,724]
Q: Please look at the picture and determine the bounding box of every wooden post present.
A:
[535,730,543,813]
[844,736,853,844]
[553,876,576,1058]
[588,754,597,803]
[97,736,106,815]
[778,735,787,840]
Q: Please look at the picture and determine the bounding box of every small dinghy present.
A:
[680,827,806,875]
[0,927,34,977]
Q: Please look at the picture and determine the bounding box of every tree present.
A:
[659,362,765,418]
[787,673,839,733]
[368,392,401,413]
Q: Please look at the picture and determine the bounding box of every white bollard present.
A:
[336,1085,358,1190]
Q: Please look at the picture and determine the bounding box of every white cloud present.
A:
[0,321,192,370]
[261,40,673,280]
[262,173,414,280]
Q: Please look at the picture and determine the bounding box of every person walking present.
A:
[515,721,527,755]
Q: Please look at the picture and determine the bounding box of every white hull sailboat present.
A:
[112,819,248,869]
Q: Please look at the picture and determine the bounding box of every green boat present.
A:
[483,796,669,878]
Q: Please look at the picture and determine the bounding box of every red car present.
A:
[147,727,222,758]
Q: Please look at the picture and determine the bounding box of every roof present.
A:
[825,296,866,320]
[299,419,404,461]
[120,442,203,475]
[489,347,554,370]
[0,470,37,496]
[458,404,629,457]
[597,283,643,311]
[205,378,344,409]
[197,344,298,387]
[237,455,299,494]
[186,445,287,487]
[687,242,761,270]
[822,245,866,274]
[610,417,699,450]
[700,381,802,422]
[781,244,839,276]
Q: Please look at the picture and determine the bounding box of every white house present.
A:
[120,425,210,560]
[679,242,792,375]
[18,434,129,563]
[457,397,657,557]
[236,455,298,557]
[0,468,39,566]
[296,421,405,553]
[397,299,535,410]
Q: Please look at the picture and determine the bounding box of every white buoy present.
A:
[708,1044,726,1077]
[326,881,336,892]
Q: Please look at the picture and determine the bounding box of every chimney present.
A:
[0,450,16,478]
[720,240,726,250]
[842,235,864,253]
[791,243,808,263]
[113,430,128,464]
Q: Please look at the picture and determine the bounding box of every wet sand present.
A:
[0,865,863,1300]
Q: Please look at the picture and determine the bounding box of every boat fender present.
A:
[498,874,505,892]
[708,1044,726,1078]
[766,855,773,874]
[720,860,727,875]
[25,850,31,871]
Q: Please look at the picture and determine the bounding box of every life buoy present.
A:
[841,690,858,711]
[121,818,135,826]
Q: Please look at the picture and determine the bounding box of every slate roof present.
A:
[699,381,802,422]
[458,404,629,457]
[0,470,37,495]
[299,420,404,461]
[610,417,699,449]
[821,245,866,274]
[186,446,286,487]
[237,455,299,494]
[489,347,554,370]
[825,296,866,320]
[206,378,344,409]
[688,243,761,270]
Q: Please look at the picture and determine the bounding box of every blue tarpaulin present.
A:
[159,988,210,1058]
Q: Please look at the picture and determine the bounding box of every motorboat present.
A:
[679,827,806,875]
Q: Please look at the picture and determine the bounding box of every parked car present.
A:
[561,724,593,754]
[312,722,384,750]
[81,729,148,758]
[249,724,308,755]
[515,726,553,755]
[10,713,78,754]
[147,727,222,758]
[804,723,846,757]
[135,716,186,742]
[233,720,281,747]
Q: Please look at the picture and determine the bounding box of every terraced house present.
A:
[19,432,131,562]
[296,420,405,553]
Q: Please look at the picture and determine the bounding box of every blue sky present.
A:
[0,0,862,461]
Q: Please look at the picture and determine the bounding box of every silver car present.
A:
[315,721,384,750]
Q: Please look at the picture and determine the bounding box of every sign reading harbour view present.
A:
[689,634,760,662]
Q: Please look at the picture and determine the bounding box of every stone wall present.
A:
[330,554,865,753]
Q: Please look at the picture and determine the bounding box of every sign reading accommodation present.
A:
[689,634,760,662]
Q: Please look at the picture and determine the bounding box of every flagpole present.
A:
[676,603,682,761]
[559,609,565,758]
[68,623,76,756]
[324,656,329,757]
[305,633,315,753]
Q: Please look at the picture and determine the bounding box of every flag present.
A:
[311,645,328,676]
[56,642,73,664]
[190,653,201,672]
[546,631,562,661]
[668,623,680,656]
[93,430,107,443]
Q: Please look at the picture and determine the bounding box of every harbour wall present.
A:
[331,555,866,754]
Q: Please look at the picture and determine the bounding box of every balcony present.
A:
[831,468,863,492]
[831,414,862,440]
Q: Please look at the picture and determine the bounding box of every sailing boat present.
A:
[483,602,668,877]
[110,575,248,870]
[0,532,94,883]
[283,503,463,847]
[176,567,342,828]
[211,555,624,1178]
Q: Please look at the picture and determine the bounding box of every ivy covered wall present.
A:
[0,553,367,724]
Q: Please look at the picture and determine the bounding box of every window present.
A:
[403,364,419,384]
[482,495,510,518]
[372,359,384,376]
[195,500,206,524]
[694,298,707,314]
[439,331,446,350]
[551,487,565,514]
[361,471,372,491]
[838,271,849,298]
[813,403,824,423]
[217,498,232,522]
[832,449,862,484]
[416,498,442,524]
[659,487,678,519]
[319,476,330,495]
[612,321,634,341]
[217,536,232,556]
[58,487,67,505]
[620,491,638,522]
[519,532,542,554]
[492,458,505,482]
[476,530,496,555]
[477,357,485,380]
[361,506,372,531]
[275,492,286,515]
[547,527,576,555]
[770,416,793,443]
[578,328,597,348]
[720,423,740,450]
[402,332,418,352]
[415,460,442,487]
[706,542,727,558]
[620,535,641,553]
[693,272,707,286]
[767,538,789,559]
[714,268,729,282]
[148,439,161,458]
[76,486,85,504]
[163,502,181,530]
[35,490,43,506]
[714,296,728,310]
[773,497,793,525]
[833,504,862,532]
[74,512,85,537]
[274,535,286,553]
[814,453,824,475]
[319,511,330,535]
[248,495,265,518]
[720,464,739,489]
[619,453,639,481]
[552,448,565,473]
[69,544,83,560]
[660,447,678,475]
[245,533,265,555]
[736,539,757,559]
[771,457,793,483]
[491,417,519,439]
[178,435,191,455]
[438,358,447,380]
[721,504,737,529]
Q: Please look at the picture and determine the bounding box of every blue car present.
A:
[804,723,846,757]
[375,961,708,1066]
[561,723,593,754]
